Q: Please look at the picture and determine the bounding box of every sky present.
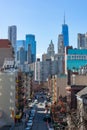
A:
[0,0,87,58]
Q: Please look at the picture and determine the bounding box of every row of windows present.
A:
[68,55,87,60]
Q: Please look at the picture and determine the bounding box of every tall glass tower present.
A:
[16,40,26,65]
[8,25,17,50]
[8,25,17,62]
[62,15,69,47]
[25,34,36,62]
[16,40,25,51]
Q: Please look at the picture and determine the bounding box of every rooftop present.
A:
[76,87,87,97]
[0,39,11,48]
[68,49,87,55]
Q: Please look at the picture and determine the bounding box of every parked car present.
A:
[27,122,33,127]
[27,119,33,124]
[25,126,32,130]
[29,116,34,120]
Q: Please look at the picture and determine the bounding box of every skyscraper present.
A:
[16,40,26,65]
[62,15,69,47]
[78,33,87,49]
[17,47,26,65]
[16,40,25,52]
[25,34,36,63]
[8,25,17,53]
[27,44,32,64]
[47,40,55,57]
[58,34,64,54]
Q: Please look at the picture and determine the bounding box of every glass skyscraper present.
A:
[8,25,17,63]
[16,40,25,51]
[25,34,36,62]
[16,40,26,65]
[8,25,17,51]
[78,33,87,49]
[18,47,26,65]
[62,16,69,47]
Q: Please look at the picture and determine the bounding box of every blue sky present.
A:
[0,0,87,58]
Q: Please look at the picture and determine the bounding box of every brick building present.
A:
[0,39,14,68]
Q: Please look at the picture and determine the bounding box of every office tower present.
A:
[17,47,26,65]
[8,25,17,53]
[16,40,25,52]
[58,34,65,54]
[47,40,55,57]
[25,34,36,63]
[42,40,55,61]
[77,33,87,49]
[16,40,26,65]
[27,44,32,64]
[62,15,69,47]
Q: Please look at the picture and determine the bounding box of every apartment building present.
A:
[0,70,17,126]
[0,39,14,68]
[66,72,87,109]
[48,74,67,103]
[0,68,32,126]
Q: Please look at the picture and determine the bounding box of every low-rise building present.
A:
[65,47,87,74]
[66,72,87,110]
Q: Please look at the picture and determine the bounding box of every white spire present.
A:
[64,12,65,24]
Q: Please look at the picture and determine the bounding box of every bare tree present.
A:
[67,109,87,130]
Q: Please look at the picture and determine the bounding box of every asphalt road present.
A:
[0,126,11,130]
[32,107,48,130]
[32,96,48,130]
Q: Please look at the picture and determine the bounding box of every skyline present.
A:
[0,0,87,58]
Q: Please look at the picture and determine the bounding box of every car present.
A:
[30,113,35,117]
[34,99,38,103]
[49,128,54,130]
[31,109,36,113]
[25,126,32,130]
[30,110,35,117]
[27,122,33,127]
[39,103,43,106]
[30,112,35,116]
[27,119,33,124]
[29,116,34,120]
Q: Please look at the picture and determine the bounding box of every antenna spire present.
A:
[64,12,65,24]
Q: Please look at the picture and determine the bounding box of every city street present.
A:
[0,92,50,130]
[32,98,48,130]
[32,107,48,130]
